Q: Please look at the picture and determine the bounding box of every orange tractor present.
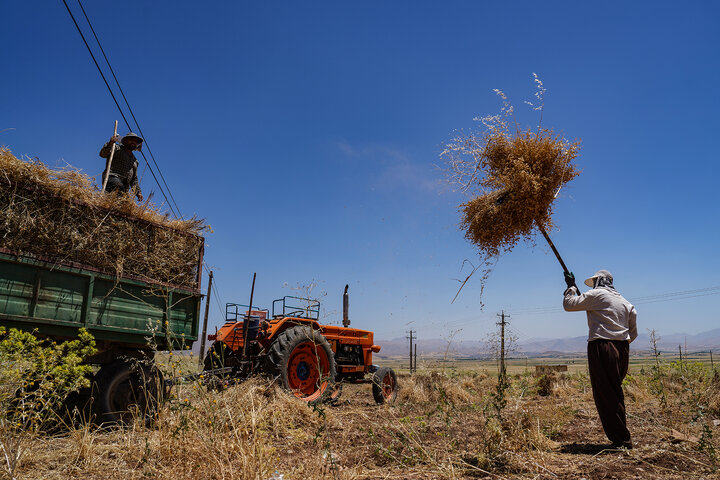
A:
[203,284,398,404]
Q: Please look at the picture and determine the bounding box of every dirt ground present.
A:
[9,367,720,480]
[320,376,719,480]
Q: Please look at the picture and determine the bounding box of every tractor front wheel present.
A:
[372,367,398,404]
[265,326,336,404]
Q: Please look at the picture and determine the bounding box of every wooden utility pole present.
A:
[414,343,417,374]
[407,330,415,374]
[710,350,715,371]
[198,270,213,366]
[496,311,509,381]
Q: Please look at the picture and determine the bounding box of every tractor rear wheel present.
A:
[265,326,336,404]
[372,367,398,404]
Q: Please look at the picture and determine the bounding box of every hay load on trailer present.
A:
[0,147,207,423]
[0,147,205,289]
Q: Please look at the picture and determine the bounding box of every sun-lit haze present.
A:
[2,1,718,344]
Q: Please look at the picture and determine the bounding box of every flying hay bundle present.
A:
[0,147,206,290]
[443,88,581,257]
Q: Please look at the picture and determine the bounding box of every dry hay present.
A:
[443,81,581,258]
[0,147,206,290]
[10,368,720,479]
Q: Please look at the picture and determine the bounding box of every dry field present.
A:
[5,358,720,480]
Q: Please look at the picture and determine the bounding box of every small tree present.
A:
[484,316,517,419]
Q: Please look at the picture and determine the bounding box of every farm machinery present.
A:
[202,284,398,404]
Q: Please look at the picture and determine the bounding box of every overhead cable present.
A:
[60,0,179,218]
[75,0,183,217]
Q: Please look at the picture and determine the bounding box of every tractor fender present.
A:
[266,317,321,341]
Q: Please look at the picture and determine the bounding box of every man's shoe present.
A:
[611,440,633,449]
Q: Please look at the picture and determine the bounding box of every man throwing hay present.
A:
[563,270,638,449]
[99,132,143,201]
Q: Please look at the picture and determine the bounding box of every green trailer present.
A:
[0,246,203,423]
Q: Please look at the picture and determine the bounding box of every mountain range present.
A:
[375,328,720,358]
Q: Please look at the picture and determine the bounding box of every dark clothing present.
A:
[104,175,126,193]
[587,339,631,445]
[99,141,141,195]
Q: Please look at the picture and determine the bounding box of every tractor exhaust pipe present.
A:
[342,284,350,327]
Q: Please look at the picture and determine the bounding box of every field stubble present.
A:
[8,358,720,480]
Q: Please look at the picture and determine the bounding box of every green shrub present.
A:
[0,327,97,478]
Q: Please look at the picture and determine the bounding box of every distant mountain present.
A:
[375,327,720,358]
[633,328,720,352]
[518,336,587,355]
[374,337,488,358]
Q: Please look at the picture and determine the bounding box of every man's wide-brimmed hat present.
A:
[121,132,144,144]
[584,270,613,288]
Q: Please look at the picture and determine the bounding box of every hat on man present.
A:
[121,132,144,144]
[584,270,613,288]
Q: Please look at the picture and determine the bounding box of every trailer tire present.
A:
[265,326,336,404]
[372,367,398,404]
[93,359,164,426]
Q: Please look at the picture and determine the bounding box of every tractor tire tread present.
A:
[372,366,398,404]
[264,325,336,404]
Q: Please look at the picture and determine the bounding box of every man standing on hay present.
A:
[563,270,638,449]
[99,132,144,201]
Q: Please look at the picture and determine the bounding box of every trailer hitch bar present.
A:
[164,366,233,388]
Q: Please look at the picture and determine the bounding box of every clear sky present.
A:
[2,1,719,344]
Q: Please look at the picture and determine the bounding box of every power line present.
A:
[510,286,720,318]
[60,0,179,218]
[633,290,720,306]
[630,286,720,303]
[208,269,225,316]
[75,0,183,218]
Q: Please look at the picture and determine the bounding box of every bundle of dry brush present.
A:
[443,78,581,257]
[0,147,206,290]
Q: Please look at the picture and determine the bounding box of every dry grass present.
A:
[458,130,580,257]
[7,363,719,480]
[442,78,581,258]
[0,148,206,289]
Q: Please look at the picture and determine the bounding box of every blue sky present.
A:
[2,1,719,344]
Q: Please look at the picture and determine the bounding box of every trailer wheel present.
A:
[93,359,164,426]
[372,367,398,404]
[265,326,336,404]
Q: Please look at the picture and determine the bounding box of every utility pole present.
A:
[710,350,714,371]
[406,330,415,374]
[496,311,509,381]
[198,270,213,366]
[414,343,417,374]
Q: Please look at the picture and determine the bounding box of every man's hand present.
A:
[564,285,579,296]
[110,134,120,143]
[564,271,576,288]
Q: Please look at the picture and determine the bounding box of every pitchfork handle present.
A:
[539,226,570,275]
[101,120,118,192]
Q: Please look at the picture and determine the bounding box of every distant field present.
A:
[377,350,718,375]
